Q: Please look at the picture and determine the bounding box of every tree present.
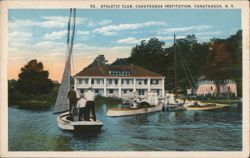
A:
[128,37,168,74]
[16,59,54,95]
[111,58,130,66]
[87,55,108,68]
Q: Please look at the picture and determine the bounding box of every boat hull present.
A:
[57,112,103,132]
[106,104,163,117]
[185,103,228,111]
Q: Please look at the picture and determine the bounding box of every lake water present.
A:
[8,104,242,151]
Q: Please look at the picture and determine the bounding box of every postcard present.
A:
[0,0,249,158]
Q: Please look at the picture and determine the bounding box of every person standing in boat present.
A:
[77,94,87,121]
[84,87,96,121]
[67,86,77,118]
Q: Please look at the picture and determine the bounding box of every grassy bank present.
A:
[9,86,59,110]
[9,87,121,111]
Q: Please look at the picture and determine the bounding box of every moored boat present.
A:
[58,111,102,131]
[185,103,228,111]
[107,91,164,117]
[106,104,163,117]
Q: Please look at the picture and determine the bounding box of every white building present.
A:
[74,65,165,98]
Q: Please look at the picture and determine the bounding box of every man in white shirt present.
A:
[84,87,96,121]
[77,94,87,121]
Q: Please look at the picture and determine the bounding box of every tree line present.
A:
[89,30,242,96]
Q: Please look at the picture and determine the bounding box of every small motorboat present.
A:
[106,91,164,117]
[57,111,103,132]
[106,104,163,117]
[185,103,228,111]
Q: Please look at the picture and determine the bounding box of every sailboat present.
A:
[53,9,103,132]
[164,35,229,111]
[163,34,187,112]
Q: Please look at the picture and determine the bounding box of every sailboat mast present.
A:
[53,8,76,114]
[174,34,177,97]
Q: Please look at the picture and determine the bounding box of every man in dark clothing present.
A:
[67,86,77,117]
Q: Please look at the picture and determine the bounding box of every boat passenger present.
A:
[84,87,96,121]
[77,94,87,121]
[67,86,77,117]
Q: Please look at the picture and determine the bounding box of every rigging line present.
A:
[71,51,75,76]
[178,48,197,87]
[185,62,197,86]
[65,8,72,64]
[176,48,193,88]
[68,8,76,77]
[68,9,76,56]
[182,57,197,86]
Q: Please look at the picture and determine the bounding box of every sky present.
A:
[8,9,241,82]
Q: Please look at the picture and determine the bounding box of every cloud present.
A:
[9,16,87,30]
[43,30,68,40]
[77,31,90,36]
[93,21,167,36]
[9,31,32,42]
[87,19,112,27]
[195,31,222,36]
[35,41,65,48]
[117,35,184,45]
[159,25,212,34]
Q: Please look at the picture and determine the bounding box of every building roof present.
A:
[75,65,164,78]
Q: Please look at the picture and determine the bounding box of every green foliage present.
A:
[111,58,130,66]
[87,54,108,68]
[128,38,167,74]
[9,83,59,110]
[16,59,54,95]
[115,31,242,97]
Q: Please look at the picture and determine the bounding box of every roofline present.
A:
[74,76,165,79]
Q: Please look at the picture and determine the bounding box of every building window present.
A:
[108,79,112,84]
[157,90,160,95]
[126,80,130,85]
[121,79,124,84]
[91,80,94,84]
[138,80,142,85]
[151,79,159,84]
[78,79,82,84]
[109,89,113,94]
[138,90,144,95]
[84,79,88,84]
[211,86,213,91]
[228,86,230,91]
[80,89,84,93]
[97,79,100,84]
[115,80,118,85]
[144,79,147,85]
[95,89,99,94]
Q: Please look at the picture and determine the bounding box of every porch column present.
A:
[133,78,136,92]
[89,78,92,87]
[118,78,122,98]
[162,78,165,98]
[104,78,107,97]
[148,78,151,91]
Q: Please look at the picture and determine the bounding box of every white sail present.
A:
[53,9,76,114]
